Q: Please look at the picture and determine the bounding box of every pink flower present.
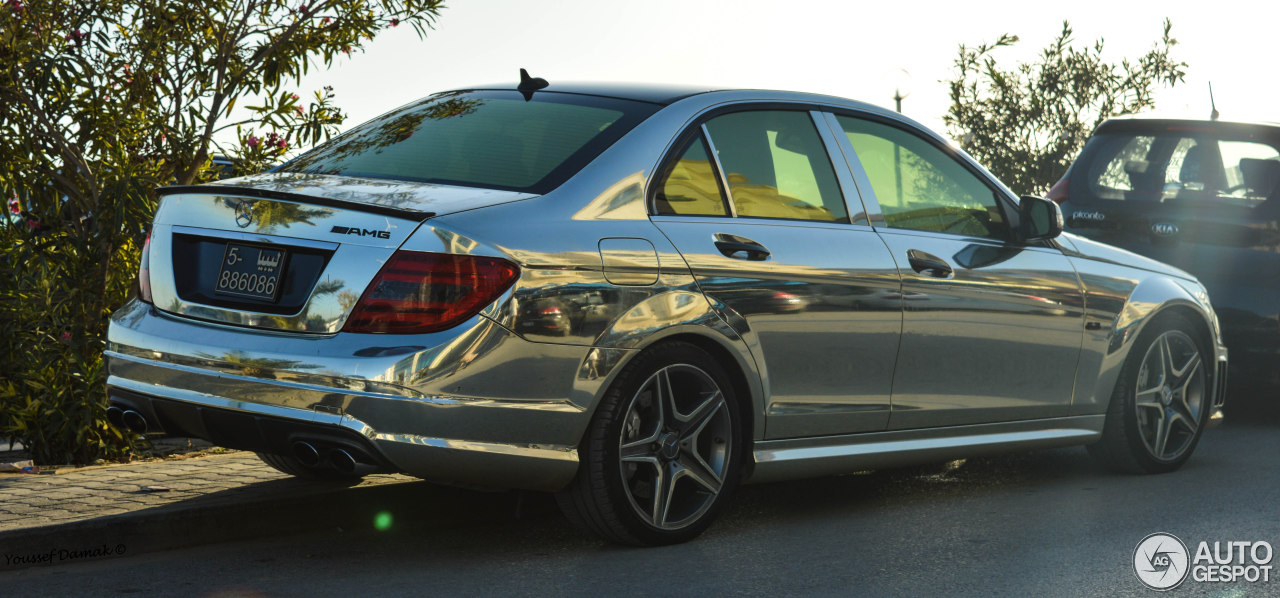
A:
[321,17,330,25]
[277,139,287,149]
[295,106,304,115]
[290,94,299,101]
[390,18,399,27]
[247,136,259,147]
[60,331,71,342]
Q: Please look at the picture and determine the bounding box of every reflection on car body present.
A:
[108,77,1228,546]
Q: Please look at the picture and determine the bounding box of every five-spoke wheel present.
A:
[618,363,733,530]
[1090,314,1210,473]
[1132,329,1205,462]
[557,341,742,545]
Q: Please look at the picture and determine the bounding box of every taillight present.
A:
[1046,177,1069,204]
[138,232,153,304]
[343,251,519,334]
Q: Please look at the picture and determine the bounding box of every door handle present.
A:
[714,234,771,261]
[907,249,953,278]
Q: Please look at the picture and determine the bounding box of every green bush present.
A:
[1,220,142,464]
[0,0,442,465]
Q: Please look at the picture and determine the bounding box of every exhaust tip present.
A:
[292,441,321,467]
[121,410,148,434]
[329,449,357,474]
[106,406,125,429]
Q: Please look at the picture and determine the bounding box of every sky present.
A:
[292,0,1277,144]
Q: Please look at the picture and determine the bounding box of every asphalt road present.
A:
[4,402,1278,597]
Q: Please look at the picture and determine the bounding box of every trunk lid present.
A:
[145,177,534,333]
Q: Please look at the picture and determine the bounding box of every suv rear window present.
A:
[282,90,660,194]
[1083,131,1280,209]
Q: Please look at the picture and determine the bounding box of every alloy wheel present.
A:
[617,364,733,531]
[1133,330,1205,461]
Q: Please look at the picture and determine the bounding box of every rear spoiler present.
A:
[158,185,436,221]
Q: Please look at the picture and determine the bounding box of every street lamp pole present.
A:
[887,69,912,208]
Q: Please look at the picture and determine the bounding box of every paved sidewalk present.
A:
[0,451,414,533]
[0,449,528,571]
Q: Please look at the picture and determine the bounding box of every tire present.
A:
[556,341,743,546]
[256,452,366,482]
[1088,314,1210,474]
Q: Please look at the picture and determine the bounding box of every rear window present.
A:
[281,90,660,194]
[1082,131,1280,209]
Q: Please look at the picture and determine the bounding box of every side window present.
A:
[837,115,1007,239]
[1222,141,1280,203]
[703,111,848,223]
[1168,138,1279,205]
[654,136,728,216]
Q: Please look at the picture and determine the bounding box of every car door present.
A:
[650,108,903,439]
[831,113,1086,429]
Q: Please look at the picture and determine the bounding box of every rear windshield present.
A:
[1080,130,1280,209]
[281,90,660,194]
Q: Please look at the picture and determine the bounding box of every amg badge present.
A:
[330,225,390,239]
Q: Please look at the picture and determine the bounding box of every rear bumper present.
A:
[106,300,600,491]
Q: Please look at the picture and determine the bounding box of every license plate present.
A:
[214,243,287,302]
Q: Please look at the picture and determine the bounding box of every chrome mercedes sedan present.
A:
[106,76,1228,546]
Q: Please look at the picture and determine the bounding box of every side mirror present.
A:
[1019,195,1063,242]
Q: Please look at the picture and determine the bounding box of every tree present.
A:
[944,20,1187,196]
[0,0,443,464]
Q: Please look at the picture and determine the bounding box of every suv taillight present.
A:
[1046,177,1069,204]
[138,232,153,303]
[343,251,519,334]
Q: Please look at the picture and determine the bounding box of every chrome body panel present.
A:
[108,300,608,490]
[750,415,1105,484]
[650,216,903,438]
[1064,252,1228,416]
[874,230,1086,429]
[148,192,415,332]
[106,87,1229,493]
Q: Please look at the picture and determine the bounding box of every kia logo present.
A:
[1151,223,1180,236]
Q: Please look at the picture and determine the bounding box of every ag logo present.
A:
[233,200,255,228]
[1135,532,1191,591]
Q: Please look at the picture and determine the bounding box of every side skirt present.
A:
[748,415,1105,484]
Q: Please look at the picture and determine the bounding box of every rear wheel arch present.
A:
[658,333,759,472]
[587,330,762,460]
